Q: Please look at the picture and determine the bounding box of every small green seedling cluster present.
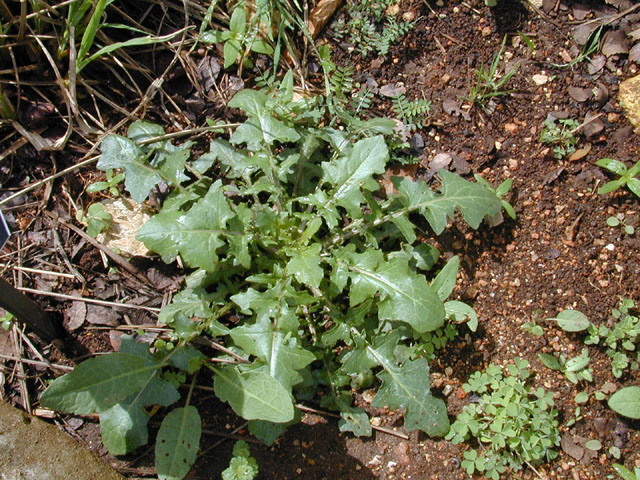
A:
[332,0,416,57]
[597,158,640,199]
[446,359,560,480]
[607,214,635,236]
[86,169,125,197]
[466,36,520,110]
[76,203,112,238]
[540,117,580,159]
[547,305,639,379]
[584,299,640,378]
[538,348,593,384]
[391,93,431,132]
[222,440,259,480]
[200,7,273,69]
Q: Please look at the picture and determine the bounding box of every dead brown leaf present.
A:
[308,0,343,38]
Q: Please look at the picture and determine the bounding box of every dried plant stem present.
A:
[16,287,161,313]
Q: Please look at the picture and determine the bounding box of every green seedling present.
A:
[391,93,431,132]
[553,302,640,379]
[553,25,604,68]
[58,0,180,74]
[568,391,589,427]
[473,175,516,220]
[331,0,416,57]
[596,158,640,199]
[76,203,112,238]
[546,309,591,332]
[613,463,640,480]
[86,169,125,197]
[446,359,560,480]
[1,312,14,331]
[538,348,593,384]
[585,299,640,378]
[540,117,580,159]
[201,7,274,69]
[521,320,544,336]
[466,36,520,110]
[607,214,635,235]
[609,386,640,419]
[222,440,259,480]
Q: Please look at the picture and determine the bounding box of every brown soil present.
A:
[2,0,640,479]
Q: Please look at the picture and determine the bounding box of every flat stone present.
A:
[618,73,640,132]
[0,400,125,480]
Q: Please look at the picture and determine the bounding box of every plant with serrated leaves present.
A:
[538,348,593,384]
[540,117,580,159]
[446,359,560,480]
[391,93,431,132]
[40,74,506,477]
[596,158,640,199]
[331,0,416,57]
[76,203,112,238]
[222,440,259,480]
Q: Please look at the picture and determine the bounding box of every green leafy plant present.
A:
[540,117,580,159]
[391,93,431,132]
[40,75,506,477]
[222,440,259,480]
[614,463,640,480]
[58,0,180,75]
[473,175,516,221]
[521,319,543,336]
[76,203,113,238]
[596,158,640,199]
[332,0,416,57]
[607,214,635,236]
[538,348,593,384]
[546,309,591,332]
[609,386,640,419]
[86,169,125,197]
[552,303,640,379]
[553,25,604,69]
[1,312,14,331]
[466,36,520,110]
[446,359,560,480]
[585,299,640,378]
[41,334,203,480]
[201,6,274,69]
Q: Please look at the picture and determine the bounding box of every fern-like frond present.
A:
[392,94,431,131]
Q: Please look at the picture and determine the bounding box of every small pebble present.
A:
[504,122,518,134]
[533,74,549,85]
